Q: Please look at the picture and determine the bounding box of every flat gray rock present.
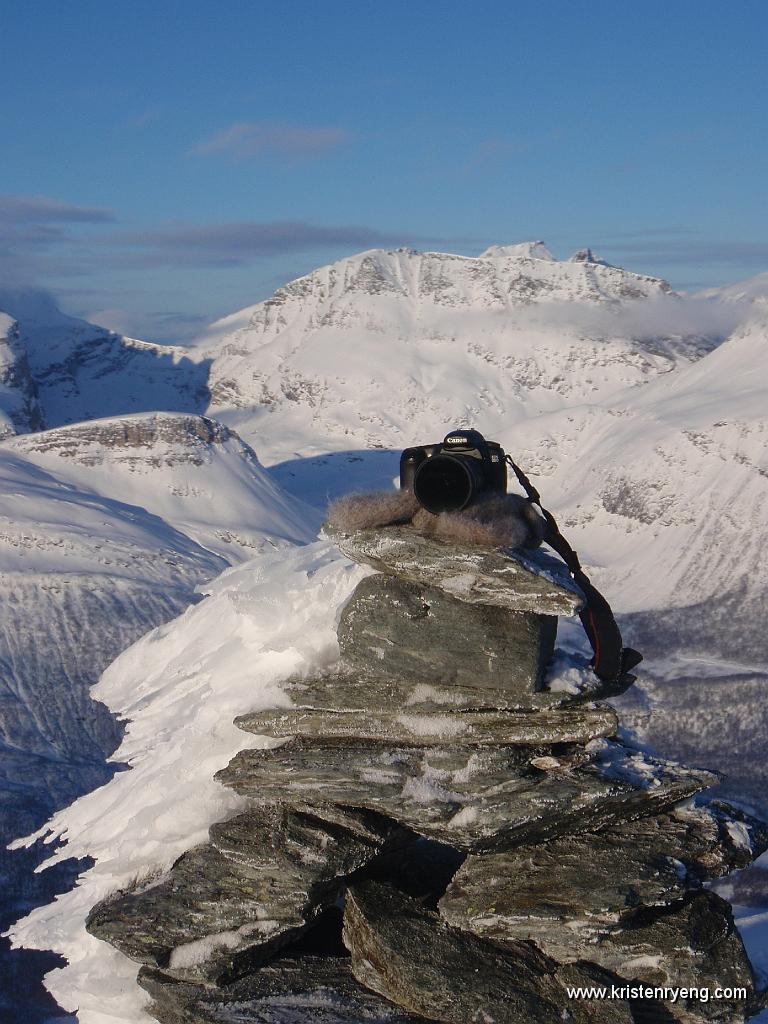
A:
[343,881,634,1024]
[439,803,766,961]
[236,702,618,747]
[328,524,584,615]
[87,806,403,985]
[216,738,717,853]
[139,957,422,1023]
[592,893,754,1021]
[338,573,557,695]
[261,669,573,714]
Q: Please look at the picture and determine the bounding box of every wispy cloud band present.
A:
[98,220,414,268]
[0,195,114,224]
[191,121,347,160]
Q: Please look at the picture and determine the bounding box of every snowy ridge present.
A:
[7,412,318,560]
[10,541,370,1024]
[0,411,316,818]
[0,409,319,1019]
[0,409,319,1011]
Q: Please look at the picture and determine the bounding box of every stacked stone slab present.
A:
[86,525,768,1024]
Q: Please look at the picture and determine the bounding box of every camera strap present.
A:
[505,455,642,686]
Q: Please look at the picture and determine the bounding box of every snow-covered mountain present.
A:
[201,244,724,462]
[504,311,768,662]
[0,411,315,829]
[1,244,762,672]
[6,412,317,561]
[188,244,765,662]
[0,288,207,434]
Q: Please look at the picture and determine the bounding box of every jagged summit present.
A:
[569,247,609,266]
[479,240,555,261]
[199,241,672,348]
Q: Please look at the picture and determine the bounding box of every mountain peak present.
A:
[569,248,609,266]
[479,241,555,261]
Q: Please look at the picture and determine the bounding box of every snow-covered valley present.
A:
[0,243,766,1022]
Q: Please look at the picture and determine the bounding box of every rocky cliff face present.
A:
[0,311,43,436]
[0,289,208,434]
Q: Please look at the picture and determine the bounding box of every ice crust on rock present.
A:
[86,805,408,986]
[439,803,768,956]
[217,735,716,852]
[330,523,584,614]
[235,702,618,746]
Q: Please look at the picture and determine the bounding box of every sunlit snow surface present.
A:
[10,540,371,1023]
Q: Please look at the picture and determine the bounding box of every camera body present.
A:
[400,428,507,514]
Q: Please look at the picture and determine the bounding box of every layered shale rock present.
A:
[342,881,634,1024]
[87,524,767,1023]
[439,803,768,982]
[236,697,618,746]
[337,573,557,693]
[331,524,584,614]
[139,957,424,1024]
[87,805,410,985]
[217,739,716,853]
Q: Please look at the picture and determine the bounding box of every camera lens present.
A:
[413,454,482,513]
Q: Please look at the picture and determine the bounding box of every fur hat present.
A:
[327,490,545,550]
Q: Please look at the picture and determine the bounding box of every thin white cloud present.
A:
[190,121,347,160]
[124,106,163,129]
[501,293,751,343]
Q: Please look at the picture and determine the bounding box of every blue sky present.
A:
[2,0,767,340]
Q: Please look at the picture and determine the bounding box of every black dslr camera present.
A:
[400,428,507,514]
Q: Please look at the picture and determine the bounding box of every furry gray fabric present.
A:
[328,490,421,532]
[327,490,545,550]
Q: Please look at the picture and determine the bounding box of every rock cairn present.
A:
[88,525,768,1024]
